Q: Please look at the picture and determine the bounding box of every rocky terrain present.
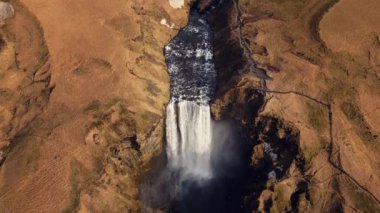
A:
[209,0,380,212]
[0,0,379,212]
[0,0,188,212]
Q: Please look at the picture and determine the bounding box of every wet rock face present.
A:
[211,86,264,122]
[192,0,221,13]
[211,84,307,212]
[252,117,302,180]
[207,1,309,211]
[244,116,306,212]
[209,0,380,211]
[143,2,301,211]
[207,1,247,93]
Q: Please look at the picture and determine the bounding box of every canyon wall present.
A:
[0,0,379,212]
[207,0,380,212]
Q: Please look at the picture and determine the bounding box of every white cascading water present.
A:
[164,11,216,181]
[166,101,213,179]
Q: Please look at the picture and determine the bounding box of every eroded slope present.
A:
[208,0,380,212]
[0,0,189,212]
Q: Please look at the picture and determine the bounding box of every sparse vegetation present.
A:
[345,179,380,213]
[305,101,328,132]
[136,110,160,133]
[103,98,126,109]
[9,133,43,172]
[340,101,376,143]
[0,88,13,103]
[322,81,354,103]
[273,183,291,212]
[146,80,160,97]
[93,154,105,175]
[241,0,307,21]
[83,100,101,113]
[303,136,328,170]
[331,177,339,192]
[23,138,41,170]
[89,98,137,146]
[63,159,83,213]
[73,58,112,75]
[330,52,370,80]
[303,146,319,170]
[91,58,112,68]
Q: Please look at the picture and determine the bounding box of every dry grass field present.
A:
[0,0,379,212]
[0,0,188,212]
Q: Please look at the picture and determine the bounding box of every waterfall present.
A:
[164,11,216,181]
[166,101,213,180]
[141,4,251,212]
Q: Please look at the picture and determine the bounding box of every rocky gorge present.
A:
[207,0,380,212]
[0,0,379,212]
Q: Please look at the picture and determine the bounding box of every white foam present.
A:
[195,49,213,60]
[166,101,213,180]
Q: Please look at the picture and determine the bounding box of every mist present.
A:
[140,6,250,212]
[168,119,248,213]
[140,117,250,213]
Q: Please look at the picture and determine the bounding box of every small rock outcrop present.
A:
[0,2,14,24]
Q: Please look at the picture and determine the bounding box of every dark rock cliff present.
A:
[204,1,312,211]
